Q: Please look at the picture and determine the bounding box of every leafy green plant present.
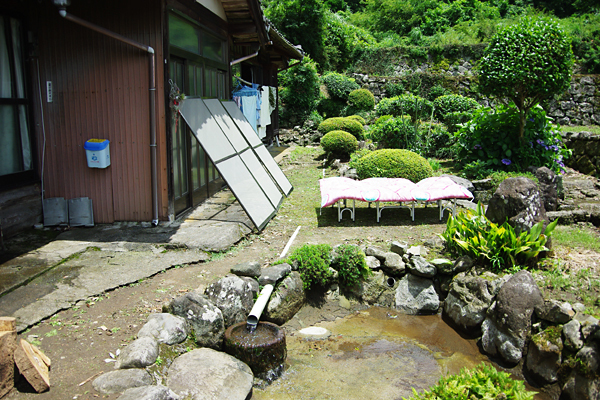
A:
[354,148,433,182]
[318,117,365,139]
[418,121,452,158]
[441,202,558,271]
[478,15,574,139]
[320,130,359,159]
[348,89,376,111]
[433,94,480,120]
[331,244,371,287]
[403,362,536,400]
[287,244,334,290]
[455,104,570,176]
[345,114,366,125]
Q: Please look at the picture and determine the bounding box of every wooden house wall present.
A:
[31,0,168,223]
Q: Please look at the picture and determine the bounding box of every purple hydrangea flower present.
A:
[501,159,512,166]
[473,144,482,150]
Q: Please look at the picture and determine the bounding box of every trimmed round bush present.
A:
[320,130,358,158]
[443,111,473,133]
[318,117,364,139]
[354,149,433,182]
[348,89,375,111]
[345,114,366,125]
[369,116,419,151]
[433,94,480,121]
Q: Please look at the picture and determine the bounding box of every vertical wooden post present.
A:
[0,317,17,398]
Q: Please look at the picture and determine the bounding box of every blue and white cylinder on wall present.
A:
[84,139,110,168]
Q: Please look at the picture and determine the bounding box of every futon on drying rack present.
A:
[319,176,473,222]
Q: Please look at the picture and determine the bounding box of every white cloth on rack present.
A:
[241,96,258,132]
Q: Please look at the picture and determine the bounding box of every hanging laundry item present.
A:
[232,85,260,133]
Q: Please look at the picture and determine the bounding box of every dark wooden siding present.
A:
[32,0,168,223]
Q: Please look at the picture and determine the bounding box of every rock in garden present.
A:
[365,256,380,270]
[263,271,306,325]
[117,385,180,400]
[563,319,584,351]
[395,274,439,315]
[535,299,574,324]
[230,261,261,278]
[535,166,560,212]
[205,274,256,328]
[163,290,224,349]
[481,270,544,365]
[443,272,507,336]
[93,369,153,394]
[485,177,548,235]
[429,258,454,275]
[390,241,408,256]
[407,255,436,278]
[258,264,292,286]
[381,252,405,276]
[362,271,396,307]
[525,329,563,384]
[365,246,386,260]
[116,337,159,369]
[167,348,253,400]
[442,174,475,193]
[138,313,188,345]
[561,370,600,400]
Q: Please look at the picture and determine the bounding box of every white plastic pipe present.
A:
[246,284,274,332]
[279,226,301,259]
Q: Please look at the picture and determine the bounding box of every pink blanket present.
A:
[319,176,472,208]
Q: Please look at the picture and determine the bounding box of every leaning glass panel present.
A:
[239,148,283,208]
[204,99,249,153]
[216,156,276,230]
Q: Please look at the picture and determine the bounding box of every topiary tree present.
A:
[321,72,360,101]
[317,117,364,139]
[375,94,433,122]
[354,149,433,182]
[348,89,376,111]
[478,16,573,140]
[320,130,358,159]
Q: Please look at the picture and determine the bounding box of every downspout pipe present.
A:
[57,9,160,226]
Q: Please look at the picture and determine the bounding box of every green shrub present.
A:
[404,362,537,400]
[441,202,558,272]
[287,244,334,291]
[354,149,433,182]
[317,97,346,119]
[348,148,372,169]
[382,82,405,97]
[320,130,359,158]
[443,111,473,133]
[330,244,371,287]
[369,116,420,151]
[345,114,366,125]
[427,84,451,101]
[348,89,376,111]
[279,57,320,125]
[321,72,360,101]
[418,122,453,158]
[318,117,365,139]
[455,104,571,175]
[375,94,433,122]
[433,94,480,121]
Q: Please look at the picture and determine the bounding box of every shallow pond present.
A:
[252,306,489,400]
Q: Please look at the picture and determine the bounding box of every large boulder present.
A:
[361,271,396,307]
[485,177,548,235]
[443,271,507,337]
[167,348,253,400]
[205,275,256,328]
[163,290,224,349]
[561,345,600,400]
[263,271,306,325]
[481,270,544,365]
[117,385,180,400]
[395,274,439,315]
[258,264,292,286]
[138,313,188,345]
[406,255,436,278]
